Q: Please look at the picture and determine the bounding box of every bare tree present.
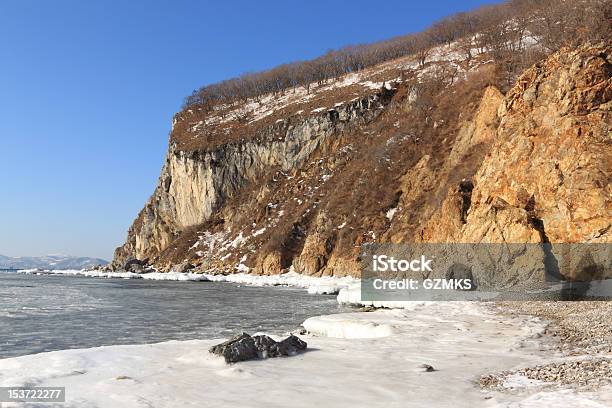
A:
[413,33,433,67]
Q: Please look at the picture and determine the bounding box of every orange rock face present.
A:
[450,44,610,245]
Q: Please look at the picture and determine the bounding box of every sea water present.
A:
[0,271,349,359]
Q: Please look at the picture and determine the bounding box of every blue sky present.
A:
[0,0,497,260]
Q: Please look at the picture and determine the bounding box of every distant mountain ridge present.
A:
[0,254,108,270]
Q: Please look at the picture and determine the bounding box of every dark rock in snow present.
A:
[209,332,308,363]
[124,258,148,273]
[209,333,249,355]
[130,263,146,273]
[276,334,308,356]
[418,364,436,372]
[209,333,258,363]
[252,335,278,358]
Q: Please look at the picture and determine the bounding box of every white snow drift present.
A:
[18,269,359,296]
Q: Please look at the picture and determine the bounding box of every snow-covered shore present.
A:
[2,302,610,407]
[5,270,610,407]
[17,268,359,295]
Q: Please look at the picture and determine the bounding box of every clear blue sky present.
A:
[0,0,496,260]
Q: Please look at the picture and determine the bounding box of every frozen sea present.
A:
[0,271,349,359]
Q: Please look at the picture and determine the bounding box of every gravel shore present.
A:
[502,301,612,354]
[480,301,612,392]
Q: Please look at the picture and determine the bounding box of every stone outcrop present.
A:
[401,85,505,244]
[209,332,307,363]
[124,257,149,273]
[113,43,610,282]
[420,43,611,245]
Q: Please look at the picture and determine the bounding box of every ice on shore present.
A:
[18,269,210,281]
[501,373,546,389]
[336,283,433,309]
[1,302,607,408]
[18,269,358,296]
[303,313,395,338]
[202,270,358,294]
[20,268,145,279]
[307,283,344,295]
[505,388,612,408]
[10,269,610,407]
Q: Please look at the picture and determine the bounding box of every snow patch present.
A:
[252,227,266,237]
[235,263,250,273]
[501,373,546,389]
[229,232,246,248]
[303,314,395,339]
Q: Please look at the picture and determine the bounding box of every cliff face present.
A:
[113,43,610,279]
[113,90,394,267]
[419,44,611,245]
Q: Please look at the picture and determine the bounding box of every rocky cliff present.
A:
[113,89,395,268]
[419,45,611,245]
[113,43,610,281]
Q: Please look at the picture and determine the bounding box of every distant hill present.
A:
[0,254,109,270]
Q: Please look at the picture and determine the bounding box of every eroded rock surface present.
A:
[113,43,610,282]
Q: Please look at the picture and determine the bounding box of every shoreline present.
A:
[478,301,612,394]
[2,301,609,407]
[3,270,611,407]
[0,302,553,407]
[15,268,360,295]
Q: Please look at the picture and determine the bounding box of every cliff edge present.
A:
[113,43,611,280]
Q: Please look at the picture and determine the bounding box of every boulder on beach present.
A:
[209,332,307,363]
[124,258,149,273]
